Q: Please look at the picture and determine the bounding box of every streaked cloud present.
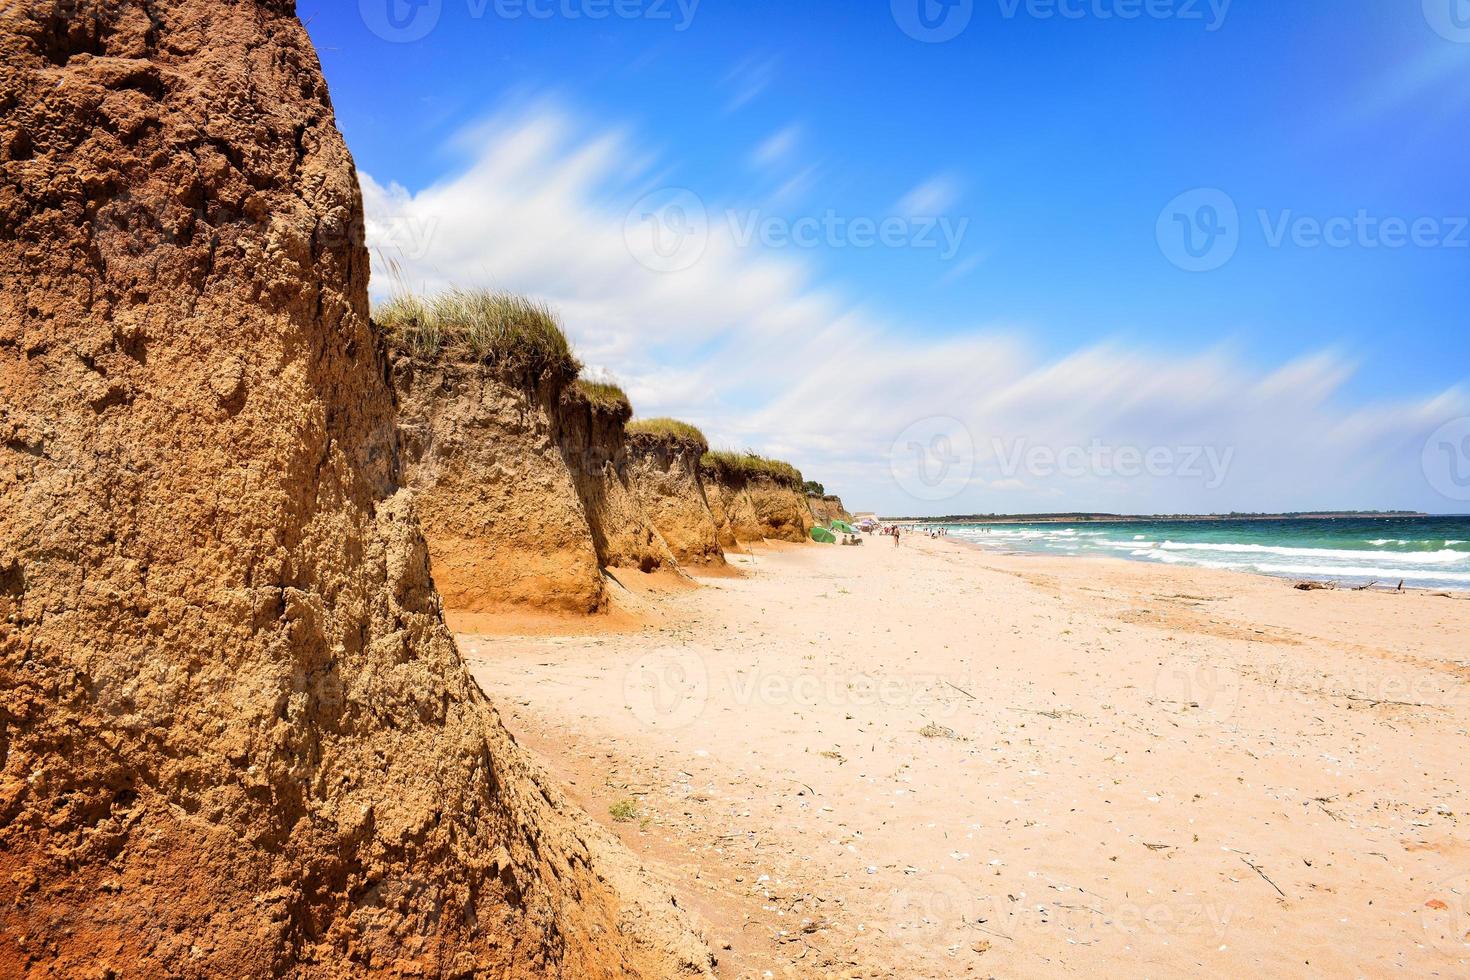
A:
[749,124,802,169]
[896,174,963,216]
[723,55,777,112]
[363,102,1469,516]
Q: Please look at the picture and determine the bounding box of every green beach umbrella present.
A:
[830,520,857,535]
[810,526,837,544]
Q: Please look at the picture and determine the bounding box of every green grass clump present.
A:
[573,378,632,415]
[376,287,579,381]
[701,450,803,488]
[608,799,639,823]
[626,417,709,452]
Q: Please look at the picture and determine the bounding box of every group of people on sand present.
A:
[877,524,949,546]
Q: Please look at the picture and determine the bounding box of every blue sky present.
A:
[304,1,1470,515]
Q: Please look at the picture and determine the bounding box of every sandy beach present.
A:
[461,536,1470,978]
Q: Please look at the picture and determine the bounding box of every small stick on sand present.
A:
[1241,857,1286,898]
[1345,694,1426,709]
[1313,797,1342,821]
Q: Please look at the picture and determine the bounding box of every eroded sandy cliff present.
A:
[707,477,763,549]
[0,3,710,976]
[558,384,678,574]
[808,495,852,526]
[626,426,725,566]
[392,357,608,615]
[746,481,815,543]
[704,467,813,547]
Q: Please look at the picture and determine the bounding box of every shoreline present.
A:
[886,513,1441,524]
[943,533,1470,598]
[459,534,1470,978]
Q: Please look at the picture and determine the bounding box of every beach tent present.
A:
[831,520,858,535]
[810,526,837,544]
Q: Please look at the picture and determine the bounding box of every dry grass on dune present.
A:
[627,418,710,452]
[573,379,633,415]
[701,449,803,488]
[376,288,579,380]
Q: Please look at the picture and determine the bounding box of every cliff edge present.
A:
[559,383,679,574]
[703,452,813,546]
[625,420,725,566]
[390,351,608,616]
[0,3,711,976]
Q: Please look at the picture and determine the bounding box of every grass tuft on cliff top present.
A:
[627,418,709,452]
[376,288,579,380]
[701,449,803,488]
[573,378,632,415]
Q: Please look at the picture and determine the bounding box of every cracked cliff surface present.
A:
[626,430,724,567]
[0,3,712,976]
[391,358,609,616]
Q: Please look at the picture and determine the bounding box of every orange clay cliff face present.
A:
[625,431,725,566]
[746,479,815,543]
[0,3,712,978]
[705,476,760,551]
[808,495,852,526]
[557,386,678,574]
[704,472,814,547]
[391,357,607,615]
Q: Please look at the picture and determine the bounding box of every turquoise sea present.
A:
[941,516,1470,592]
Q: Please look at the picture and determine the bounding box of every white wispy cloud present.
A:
[723,55,777,112]
[896,174,963,216]
[363,102,1470,516]
[749,124,802,169]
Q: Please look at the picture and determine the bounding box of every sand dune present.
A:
[462,535,1470,978]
